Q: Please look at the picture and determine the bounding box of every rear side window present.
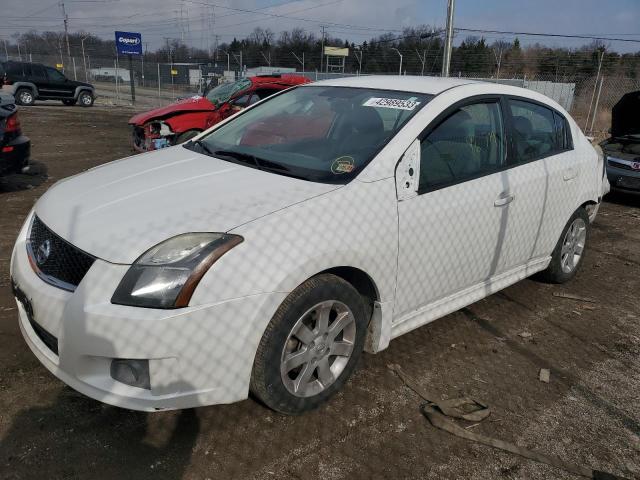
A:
[5,62,25,76]
[509,99,572,163]
[31,65,47,81]
[419,101,505,190]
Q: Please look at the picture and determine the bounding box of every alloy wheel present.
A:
[560,217,587,273]
[280,300,356,398]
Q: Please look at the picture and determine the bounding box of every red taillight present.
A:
[5,113,20,133]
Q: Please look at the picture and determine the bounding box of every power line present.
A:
[456,27,640,44]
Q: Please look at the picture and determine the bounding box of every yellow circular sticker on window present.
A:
[331,156,355,174]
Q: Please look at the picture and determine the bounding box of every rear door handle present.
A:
[563,168,578,181]
[494,192,515,207]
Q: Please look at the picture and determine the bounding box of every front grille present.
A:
[28,215,96,291]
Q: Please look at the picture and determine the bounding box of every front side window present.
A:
[189,86,431,183]
[46,67,66,82]
[419,101,505,190]
[509,99,557,162]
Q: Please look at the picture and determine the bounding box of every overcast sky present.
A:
[3,0,640,53]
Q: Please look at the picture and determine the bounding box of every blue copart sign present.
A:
[115,31,142,55]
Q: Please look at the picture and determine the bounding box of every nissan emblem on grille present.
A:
[36,239,51,265]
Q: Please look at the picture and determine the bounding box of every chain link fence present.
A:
[5,53,640,139]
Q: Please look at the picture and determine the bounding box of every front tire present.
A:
[538,207,590,283]
[15,88,35,106]
[175,130,200,144]
[251,274,367,414]
[78,91,94,107]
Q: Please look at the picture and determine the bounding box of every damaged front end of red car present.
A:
[131,120,174,152]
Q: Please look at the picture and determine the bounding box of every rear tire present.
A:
[251,274,367,414]
[15,88,35,106]
[78,91,94,107]
[538,208,590,284]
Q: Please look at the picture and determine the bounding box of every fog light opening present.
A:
[110,359,151,390]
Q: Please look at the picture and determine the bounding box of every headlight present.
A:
[111,233,243,309]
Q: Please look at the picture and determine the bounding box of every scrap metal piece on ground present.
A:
[388,364,628,480]
[539,368,551,383]
[552,292,598,303]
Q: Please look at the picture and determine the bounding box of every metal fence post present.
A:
[589,76,604,136]
[157,63,161,105]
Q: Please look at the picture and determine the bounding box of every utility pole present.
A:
[442,0,455,77]
[81,35,89,82]
[59,1,71,61]
[320,25,326,74]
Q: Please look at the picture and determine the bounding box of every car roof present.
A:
[308,75,477,95]
[250,74,309,87]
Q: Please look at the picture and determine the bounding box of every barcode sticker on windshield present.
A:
[363,97,420,110]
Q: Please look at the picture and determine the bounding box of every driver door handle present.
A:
[494,192,515,207]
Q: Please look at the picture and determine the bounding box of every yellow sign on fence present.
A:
[170,69,178,76]
[56,63,64,69]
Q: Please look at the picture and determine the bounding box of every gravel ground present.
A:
[0,105,639,480]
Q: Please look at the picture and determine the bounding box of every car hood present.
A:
[611,90,640,138]
[129,96,215,126]
[34,146,340,264]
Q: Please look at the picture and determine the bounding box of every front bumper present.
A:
[606,159,640,193]
[0,134,30,175]
[130,124,173,153]
[10,216,286,411]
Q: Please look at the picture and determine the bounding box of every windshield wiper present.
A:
[214,150,290,172]
[187,139,215,156]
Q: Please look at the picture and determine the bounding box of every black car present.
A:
[0,61,95,107]
[0,93,30,176]
[601,91,640,193]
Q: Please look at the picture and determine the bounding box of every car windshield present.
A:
[189,86,431,183]
[206,78,252,105]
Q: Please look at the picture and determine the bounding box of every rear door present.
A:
[394,98,511,320]
[498,98,579,269]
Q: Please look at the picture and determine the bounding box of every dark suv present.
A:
[1,61,95,107]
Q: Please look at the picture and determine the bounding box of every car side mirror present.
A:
[396,138,421,201]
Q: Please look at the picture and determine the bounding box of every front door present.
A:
[43,66,74,99]
[394,99,511,321]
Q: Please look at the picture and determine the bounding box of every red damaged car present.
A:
[129,74,310,152]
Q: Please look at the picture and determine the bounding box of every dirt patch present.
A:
[0,105,639,480]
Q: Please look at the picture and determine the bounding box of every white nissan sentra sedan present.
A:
[11,76,608,414]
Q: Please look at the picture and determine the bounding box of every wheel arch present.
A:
[73,86,94,99]
[314,266,389,354]
[13,82,38,98]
